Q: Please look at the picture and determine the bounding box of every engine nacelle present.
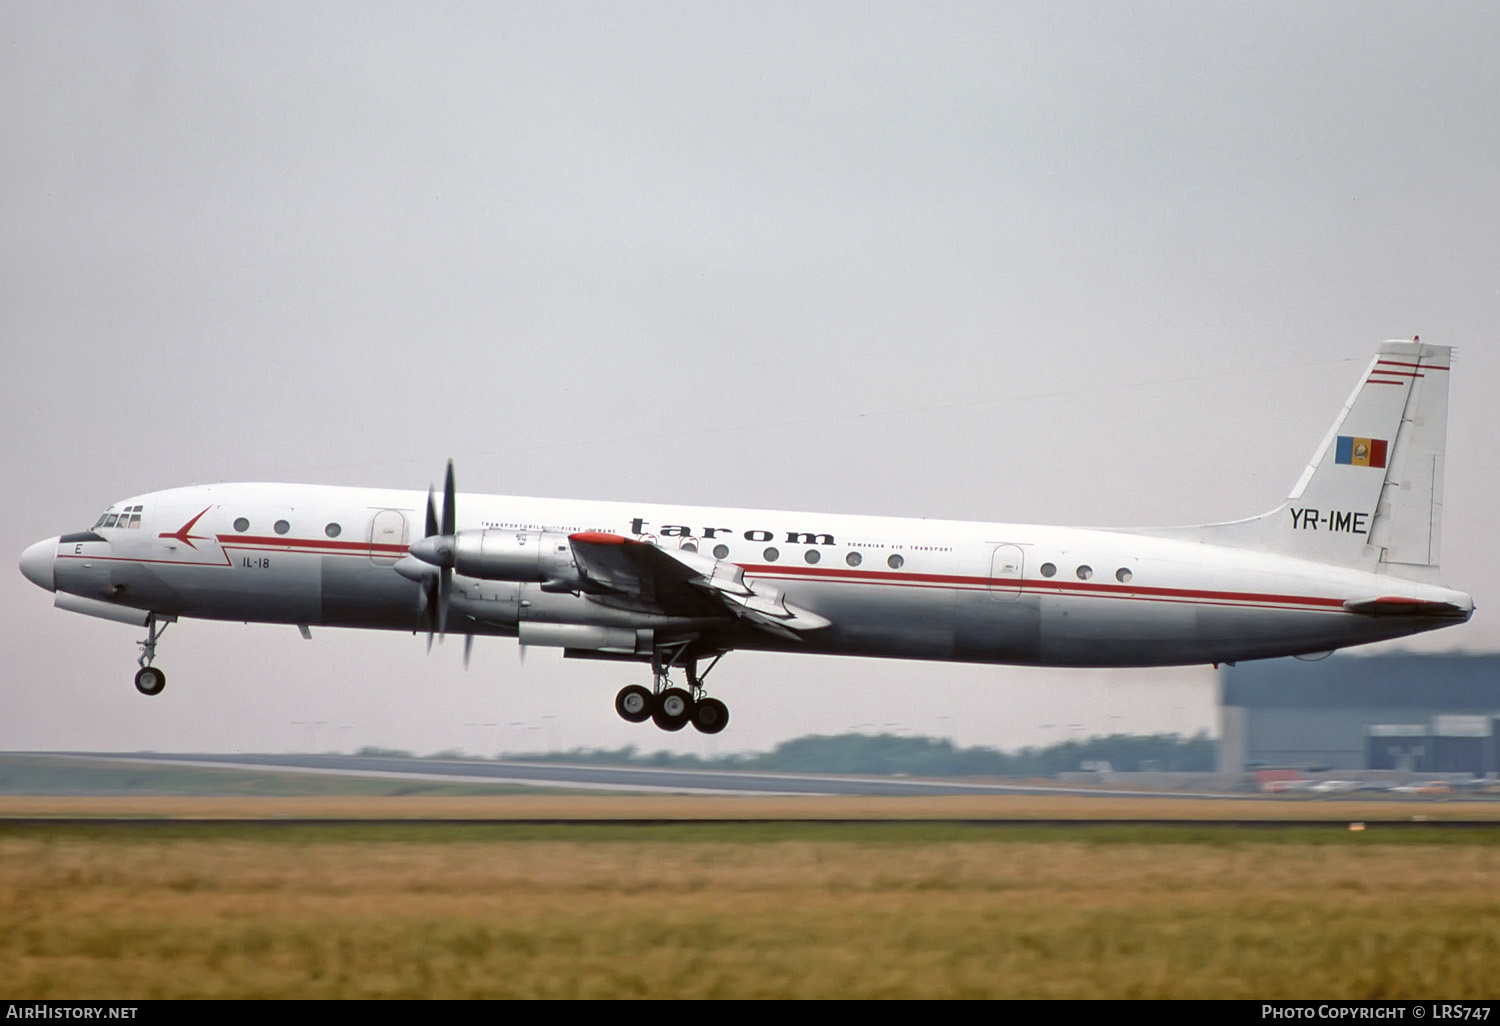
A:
[517,623,652,654]
[451,529,583,590]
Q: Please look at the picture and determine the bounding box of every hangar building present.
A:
[1217,653,1499,775]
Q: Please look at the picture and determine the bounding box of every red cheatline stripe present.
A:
[739,563,1347,610]
[749,571,1342,613]
[217,534,408,554]
[1366,379,1407,386]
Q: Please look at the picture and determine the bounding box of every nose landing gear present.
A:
[133,613,173,696]
[613,649,729,734]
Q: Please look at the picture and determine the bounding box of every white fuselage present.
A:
[31,481,1473,668]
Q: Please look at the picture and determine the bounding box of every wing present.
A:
[568,532,831,639]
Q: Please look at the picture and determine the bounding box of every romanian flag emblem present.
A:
[1336,436,1388,468]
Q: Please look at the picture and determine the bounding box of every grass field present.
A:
[2,797,1497,998]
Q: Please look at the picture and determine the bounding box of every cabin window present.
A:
[887,554,904,569]
[763,547,780,562]
[233,517,250,532]
[1076,565,1093,580]
[846,552,862,567]
[713,544,730,559]
[1040,562,1057,578]
[325,523,342,538]
[1116,568,1132,583]
[805,549,821,564]
[681,541,698,553]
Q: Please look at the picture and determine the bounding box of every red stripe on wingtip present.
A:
[570,531,628,545]
[1376,359,1449,371]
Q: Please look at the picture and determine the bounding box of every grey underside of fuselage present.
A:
[748,582,1447,667]
[105,554,1447,668]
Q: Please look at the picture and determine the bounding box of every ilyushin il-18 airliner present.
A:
[19,340,1472,734]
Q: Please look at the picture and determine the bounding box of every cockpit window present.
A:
[96,505,144,529]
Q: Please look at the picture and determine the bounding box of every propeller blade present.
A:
[421,573,438,652]
[414,460,458,652]
[410,461,454,570]
[463,633,474,669]
[442,459,456,538]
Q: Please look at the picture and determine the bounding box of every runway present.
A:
[41,750,1253,799]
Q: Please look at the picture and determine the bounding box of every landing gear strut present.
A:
[134,614,170,696]
[612,648,729,734]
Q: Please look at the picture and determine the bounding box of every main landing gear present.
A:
[133,613,170,696]
[614,649,729,735]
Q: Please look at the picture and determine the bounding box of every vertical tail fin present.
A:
[1197,341,1452,578]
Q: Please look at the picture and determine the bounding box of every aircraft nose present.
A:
[19,537,58,592]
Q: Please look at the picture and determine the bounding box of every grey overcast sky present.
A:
[4,2,1498,758]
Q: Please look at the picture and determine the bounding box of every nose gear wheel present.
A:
[134,666,166,696]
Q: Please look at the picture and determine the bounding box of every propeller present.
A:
[407,460,458,649]
[403,460,475,668]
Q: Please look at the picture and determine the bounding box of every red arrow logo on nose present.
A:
[158,507,213,550]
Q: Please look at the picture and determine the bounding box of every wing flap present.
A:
[568,532,830,634]
[567,533,727,618]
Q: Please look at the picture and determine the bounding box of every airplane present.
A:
[18,340,1473,735]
